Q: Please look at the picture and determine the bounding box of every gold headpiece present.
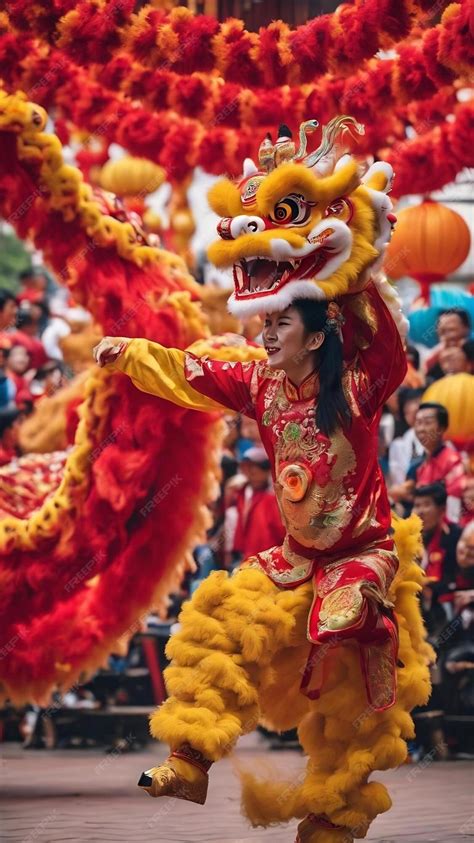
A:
[256,117,364,175]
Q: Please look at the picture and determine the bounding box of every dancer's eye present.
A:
[269,194,313,226]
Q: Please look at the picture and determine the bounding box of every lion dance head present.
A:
[207,116,396,316]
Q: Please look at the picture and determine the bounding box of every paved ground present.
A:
[1,734,473,842]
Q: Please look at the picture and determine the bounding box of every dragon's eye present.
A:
[324,197,354,224]
[269,194,314,226]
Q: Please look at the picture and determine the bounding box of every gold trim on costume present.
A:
[257,547,313,585]
[318,584,364,632]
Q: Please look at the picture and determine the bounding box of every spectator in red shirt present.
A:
[233,447,285,560]
[408,402,466,522]
[460,478,474,529]
[457,521,474,582]
[413,483,462,589]
[7,301,48,370]
[413,483,466,638]
[5,344,34,406]
[0,405,22,466]
[0,289,17,331]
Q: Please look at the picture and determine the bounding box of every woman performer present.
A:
[93,282,429,842]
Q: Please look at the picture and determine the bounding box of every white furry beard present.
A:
[373,273,409,339]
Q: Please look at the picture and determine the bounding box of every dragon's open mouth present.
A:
[233,252,328,299]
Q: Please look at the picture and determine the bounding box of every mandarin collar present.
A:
[283,369,319,402]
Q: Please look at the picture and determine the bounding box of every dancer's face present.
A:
[262,306,323,373]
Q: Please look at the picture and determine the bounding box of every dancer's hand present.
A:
[93,337,128,367]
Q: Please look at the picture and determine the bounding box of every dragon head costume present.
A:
[207,116,397,317]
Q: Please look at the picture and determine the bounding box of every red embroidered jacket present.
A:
[112,282,406,562]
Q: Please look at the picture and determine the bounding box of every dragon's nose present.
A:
[217,215,266,240]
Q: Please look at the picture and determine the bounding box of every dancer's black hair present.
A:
[292,298,351,437]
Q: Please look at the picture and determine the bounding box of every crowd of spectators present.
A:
[0,270,90,464]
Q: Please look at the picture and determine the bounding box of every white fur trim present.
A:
[242,158,259,177]
[230,214,266,238]
[312,224,353,280]
[362,161,394,193]
[334,153,352,172]
[228,279,325,317]
[373,274,409,339]
[365,187,393,253]
[269,219,353,268]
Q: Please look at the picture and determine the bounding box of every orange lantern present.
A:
[384,199,471,300]
[423,373,474,450]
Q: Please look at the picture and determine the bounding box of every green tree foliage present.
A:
[0,226,32,292]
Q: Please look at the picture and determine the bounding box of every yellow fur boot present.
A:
[140,568,313,800]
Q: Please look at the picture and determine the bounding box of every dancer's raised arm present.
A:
[342,279,408,419]
[93,336,258,417]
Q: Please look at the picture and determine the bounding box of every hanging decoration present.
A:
[1,40,472,190]
[99,156,166,197]
[384,199,471,297]
[166,177,196,269]
[2,4,471,137]
[6,0,441,82]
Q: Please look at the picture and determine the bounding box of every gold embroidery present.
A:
[256,546,313,585]
[317,566,345,596]
[356,550,398,593]
[278,464,311,502]
[282,536,312,568]
[319,539,390,569]
[317,547,397,599]
[360,581,395,610]
[261,375,288,427]
[184,353,207,380]
[318,584,364,631]
[342,366,361,417]
[275,426,357,551]
[250,361,276,403]
[363,641,395,709]
[284,371,319,402]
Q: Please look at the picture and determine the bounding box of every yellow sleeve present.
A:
[108,338,228,413]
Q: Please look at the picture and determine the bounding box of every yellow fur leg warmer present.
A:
[149,568,313,760]
[240,515,434,839]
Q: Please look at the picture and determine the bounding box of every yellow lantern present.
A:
[423,373,474,449]
[99,157,165,197]
[168,179,196,269]
[384,200,471,299]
